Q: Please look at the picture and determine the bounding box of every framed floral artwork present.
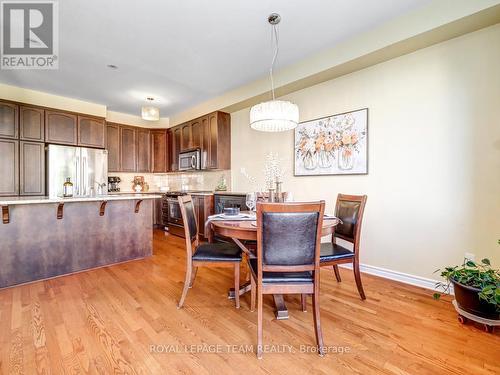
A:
[294,108,368,176]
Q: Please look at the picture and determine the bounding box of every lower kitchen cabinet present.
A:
[192,194,214,238]
[153,197,164,227]
[0,139,19,196]
[19,141,45,196]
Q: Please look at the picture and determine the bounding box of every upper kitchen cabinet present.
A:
[168,110,231,171]
[78,115,105,148]
[169,126,181,171]
[20,106,45,142]
[151,130,168,173]
[0,139,19,196]
[45,110,78,145]
[19,141,45,196]
[0,101,19,139]
[106,123,121,172]
[136,128,151,172]
[119,126,137,172]
[190,117,202,149]
[180,122,192,151]
[205,111,231,170]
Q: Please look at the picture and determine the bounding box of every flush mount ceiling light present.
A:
[141,97,160,121]
[250,13,299,132]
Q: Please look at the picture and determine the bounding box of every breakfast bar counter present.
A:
[0,195,161,289]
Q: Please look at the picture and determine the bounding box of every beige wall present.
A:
[230,24,500,280]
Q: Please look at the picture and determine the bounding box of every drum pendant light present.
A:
[249,13,299,132]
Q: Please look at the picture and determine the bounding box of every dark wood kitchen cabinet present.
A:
[206,111,231,169]
[192,194,214,238]
[20,106,44,142]
[106,123,121,172]
[180,122,192,151]
[167,110,230,171]
[78,115,105,148]
[153,197,164,227]
[0,101,19,139]
[45,110,78,145]
[19,141,45,196]
[190,117,202,149]
[136,128,151,172]
[119,126,137,172]
[151,130,168,173]
[169,126,181,171]
[0,139,19,196]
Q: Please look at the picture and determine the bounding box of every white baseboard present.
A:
[339,263,453,294]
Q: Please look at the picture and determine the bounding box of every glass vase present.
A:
[303,151,317,170]
[338,145,354,170]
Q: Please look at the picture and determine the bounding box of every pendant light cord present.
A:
[269,24,279,100]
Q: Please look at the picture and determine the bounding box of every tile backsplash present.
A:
[110,170,231,193]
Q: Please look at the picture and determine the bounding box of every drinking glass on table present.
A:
[284,192,294,202]
[246,192,256,212]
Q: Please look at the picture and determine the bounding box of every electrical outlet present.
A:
[464,252,475,262]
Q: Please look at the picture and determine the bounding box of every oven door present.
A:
[178,150,201,171]
[166,198,184,226]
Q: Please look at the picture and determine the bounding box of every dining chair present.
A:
[177,195,242,309]
[319,194,367,300]
[249,201,325,358]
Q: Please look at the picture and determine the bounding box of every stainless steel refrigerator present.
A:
[47,145,108,198]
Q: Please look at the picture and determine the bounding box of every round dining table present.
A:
[206,213,340,319]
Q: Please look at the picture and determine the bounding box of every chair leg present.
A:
[301,294,307,312]
[257,287,263,359]
[234,263,240,309]
[250,275,256,312]
[189,266,198,288]
[353,259,366,300]
[333,265,342,282]
[177,264,192,309]
[312,289,325,356]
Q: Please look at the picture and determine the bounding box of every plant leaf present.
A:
[481,258,491,266]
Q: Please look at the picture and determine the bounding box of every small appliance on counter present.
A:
[108,176,121,192]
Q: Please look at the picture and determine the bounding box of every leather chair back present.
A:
[256,201,325,273]
[334,194,367,246]
[178,195,199,254]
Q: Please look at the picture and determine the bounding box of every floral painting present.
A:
[294,108,368,175]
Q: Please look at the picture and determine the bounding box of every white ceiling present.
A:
[1,0,432,117]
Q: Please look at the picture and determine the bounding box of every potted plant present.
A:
[434,257,499,326]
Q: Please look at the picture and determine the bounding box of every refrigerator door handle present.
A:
[75,156,80,196]
[83,156,87,196]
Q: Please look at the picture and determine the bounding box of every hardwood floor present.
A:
[0,230,499,374]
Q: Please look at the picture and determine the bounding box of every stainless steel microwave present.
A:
[178,149,201,171]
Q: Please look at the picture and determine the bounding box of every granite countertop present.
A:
[0,194,163,206]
